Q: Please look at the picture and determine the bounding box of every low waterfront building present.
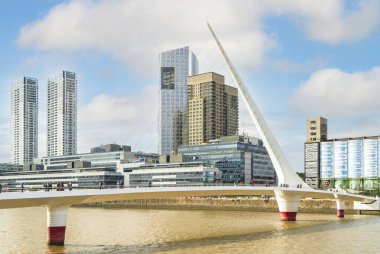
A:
[178,135,276,185]
[33,144,159,172]
[0,163,23,174]
[0,165,124,190]
[127,162,221,187]
[90,144,131,153]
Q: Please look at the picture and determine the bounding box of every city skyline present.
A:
[1,1,380,172]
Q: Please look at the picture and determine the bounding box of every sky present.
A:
[1,0,380,172]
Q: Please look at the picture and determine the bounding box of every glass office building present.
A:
[178,135,276,185]
[128,162,221,187]
[159,46,198,155]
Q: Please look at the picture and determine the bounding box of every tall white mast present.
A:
[207,23,307,188]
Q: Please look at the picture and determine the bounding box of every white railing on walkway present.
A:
[0,183,355,195]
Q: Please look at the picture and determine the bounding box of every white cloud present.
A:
[9,0,380,165]
[17,0,380,77]
[77,86,159,153]
[290,67,380,117]
[260,0,380,44]
[329,117,380,139]
[18,0,272,75]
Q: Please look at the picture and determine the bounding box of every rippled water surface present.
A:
[0,207,379,253]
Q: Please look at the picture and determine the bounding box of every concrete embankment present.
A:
[74,196,359,214]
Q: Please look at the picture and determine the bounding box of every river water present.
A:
[0,207,379,253]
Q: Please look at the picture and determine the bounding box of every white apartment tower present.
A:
[47,71,77,156]
[159,46,198,155]
[10,77,38,165]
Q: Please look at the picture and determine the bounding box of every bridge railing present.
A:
[0,182,315,194]
[0,184,125,193]
[0,183,360,195]
[0,183,266,193]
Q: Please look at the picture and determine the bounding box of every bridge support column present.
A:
[275,190,301,221]
[336,200,345,218]
[46,205,69,246]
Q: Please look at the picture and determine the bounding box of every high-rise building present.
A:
[304,117,327,189]
[185,72,238,145]
[305,116,327,189]
[306,117,327,142]
[47,71,77,156]
[304,142,320,188]
[10,77,38,165]
[159,46,198,155]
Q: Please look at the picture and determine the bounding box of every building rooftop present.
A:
[1,167,117,177]
[138,161,213,170]
[322,135,380,142]
[36,146,158,160]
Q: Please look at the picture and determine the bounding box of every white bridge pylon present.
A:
[207,23,307,189]
[207,23,312,221]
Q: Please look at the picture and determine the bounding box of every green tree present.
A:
[296,172,305,180]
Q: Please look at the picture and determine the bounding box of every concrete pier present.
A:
[47,205,69,245]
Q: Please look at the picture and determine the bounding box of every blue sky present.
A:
[1,0,380,171]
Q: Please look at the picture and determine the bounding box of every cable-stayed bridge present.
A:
[1,23,377,246]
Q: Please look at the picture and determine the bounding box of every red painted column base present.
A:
[280,212,297,221]
[337,209,345,218]
[47,226,66,246]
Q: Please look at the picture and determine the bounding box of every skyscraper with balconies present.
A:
[159,46,198,155]
[10,77,38,165]
[185,72,239,145]
[47,71,77,156]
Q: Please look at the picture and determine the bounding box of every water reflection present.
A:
[0,207,379,254]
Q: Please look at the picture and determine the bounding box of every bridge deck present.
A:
[0,186,375,209]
